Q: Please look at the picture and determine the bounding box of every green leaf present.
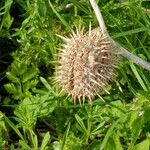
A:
[128,116,144,150]
[30,79,38,87]
[72,0,91,15]
[61,122,70,150]
[53,141,60,150]
[3,12,13,29]
[11,61,24,76]
[130,62,147,91]
[113,27,148,38]
[104,133,123,150]
[100,114,127,150]
[23,80,38,91]
[19,140,31,150]
[110,100,127,117]
[48,0,70,29]
[4,83,17,94]
[6,72,19,83]
[22,68,38,83]
[40,77,56,96]
[40,77,52,91]
[18,64,27,75]
[127,111,138,129]
[4,116,24,140]
[0,0,13,31]
[75,114,87,133]
[87,140,100,150]
[40,132,50,150]
[113,133,123,150]
[133,139,149,150]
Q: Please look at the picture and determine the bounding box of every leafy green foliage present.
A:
[0,0,150,149]
[4,61,39,100]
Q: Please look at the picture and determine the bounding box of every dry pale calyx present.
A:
[56,0,150,103]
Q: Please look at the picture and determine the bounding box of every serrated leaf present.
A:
[30,79,38,87]
[110,100,127,117]
[6,72,19,83]
[11,61,22,76]
[18,64,27,75]
[23,81,30,91]
[22,68,38,83]
[4,83,17,94]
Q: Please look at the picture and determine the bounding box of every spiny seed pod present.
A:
[56,27,116,103]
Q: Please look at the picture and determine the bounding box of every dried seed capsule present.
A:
[56,27,116,103]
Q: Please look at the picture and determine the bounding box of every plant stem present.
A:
[89,0,107,34]
[115,42,150,70]
[89,0,150,71]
